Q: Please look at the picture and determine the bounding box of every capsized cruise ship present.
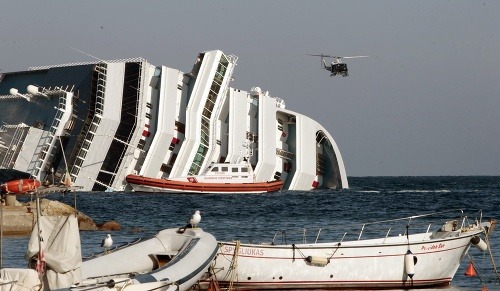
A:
[0,50,348,192]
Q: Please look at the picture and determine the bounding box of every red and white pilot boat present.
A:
[126,162,283,194]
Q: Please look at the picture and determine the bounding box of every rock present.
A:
[98,220,121,231]
[131,227,143,233]
[25,199,100,231]
[79,216,100,231]
[1,206,34,235]
[1,198,120,235]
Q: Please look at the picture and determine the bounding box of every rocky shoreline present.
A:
[1,197,120,236]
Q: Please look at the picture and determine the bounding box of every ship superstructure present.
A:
[0,50,348,191]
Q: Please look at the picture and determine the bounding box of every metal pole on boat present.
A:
[1,194,3,270]
[58,136,78,216]
[358,224,365,241]
[36,192,42,269]
[58,137,69,178]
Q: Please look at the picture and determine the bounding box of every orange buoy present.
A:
[464,262,477,277]
[1,179,41,194]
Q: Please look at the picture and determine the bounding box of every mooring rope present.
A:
[328,242,341,261]
[484,220,500,283]
[228,240,240,291]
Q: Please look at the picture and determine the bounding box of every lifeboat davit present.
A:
[1,179,41,194]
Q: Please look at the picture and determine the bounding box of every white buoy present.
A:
[471,236,488,252]
[405,250,415,278]
[305,256,329,267]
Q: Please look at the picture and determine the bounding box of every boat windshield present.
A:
[208,165,250,174]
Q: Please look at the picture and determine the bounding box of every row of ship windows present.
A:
[192,62,226,174]
[210,166,249,173]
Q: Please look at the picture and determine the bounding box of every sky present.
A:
[1,1,499,177]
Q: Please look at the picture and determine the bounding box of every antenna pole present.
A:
[70,47,105,62]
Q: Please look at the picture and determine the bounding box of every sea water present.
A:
[1,176,499,290]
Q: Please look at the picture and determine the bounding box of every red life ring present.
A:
[1,179,41,194]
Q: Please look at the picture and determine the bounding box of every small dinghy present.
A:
[203,209,496,289]
[72,227,218,291]
[0,207,217,291]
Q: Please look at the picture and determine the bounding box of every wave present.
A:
[390,189,452,193]
[353,189,453,194]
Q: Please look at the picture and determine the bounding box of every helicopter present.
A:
[307,54,368,77]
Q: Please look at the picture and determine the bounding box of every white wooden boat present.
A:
[204,209,495,289]
[126,161,283,194]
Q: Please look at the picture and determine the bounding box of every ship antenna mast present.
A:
[70,47,106,63]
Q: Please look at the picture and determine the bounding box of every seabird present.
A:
[101,234,113,252]
[189,210,201,228]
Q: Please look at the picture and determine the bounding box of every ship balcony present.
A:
[276,148,294,160]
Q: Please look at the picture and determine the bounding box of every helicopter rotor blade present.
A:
[307,54,368,59]
[307,54,338,58]
[340,56,369,59]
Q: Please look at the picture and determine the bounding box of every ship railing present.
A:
[269,209,481,245]
[69,64,107,181]
[28,57,147,71]
[29,92,69,179]
[276,148,294,160]
[0,124,29,169]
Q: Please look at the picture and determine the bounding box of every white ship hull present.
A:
[0,50,348,192]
